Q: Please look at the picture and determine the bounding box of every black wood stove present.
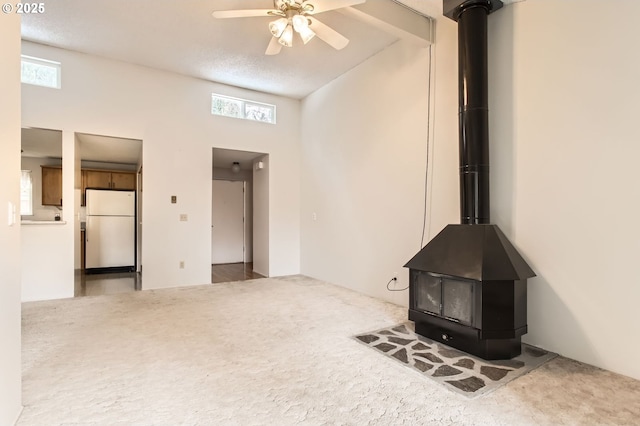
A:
[404,0,535,360]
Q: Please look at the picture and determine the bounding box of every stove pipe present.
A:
[446,0,503,224]
[401,0,537,360]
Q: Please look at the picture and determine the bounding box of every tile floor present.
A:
[74,271,141,297]
[73,262,263,297]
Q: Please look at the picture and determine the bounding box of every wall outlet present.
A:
[179,214,188,221]
[179,261,185,269]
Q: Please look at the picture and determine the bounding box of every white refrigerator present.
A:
[85,189,136,271]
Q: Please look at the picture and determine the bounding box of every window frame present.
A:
[21,55,62,89]
[211,94,276,124]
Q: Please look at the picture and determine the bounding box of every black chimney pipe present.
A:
[444,0,502,224]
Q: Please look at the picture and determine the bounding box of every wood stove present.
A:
[405,0,535,360]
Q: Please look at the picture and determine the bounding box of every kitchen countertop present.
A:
[21,220,67,225]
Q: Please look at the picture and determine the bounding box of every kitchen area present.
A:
[21,129,143,300]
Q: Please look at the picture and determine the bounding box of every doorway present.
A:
[211,148,268,283]
[75,133,142,296]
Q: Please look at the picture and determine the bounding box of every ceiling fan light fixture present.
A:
[278,24,294,47]
[298,25,316,44]
[269,17,288,37]
[292,14,308,32]
[231,162,241,173]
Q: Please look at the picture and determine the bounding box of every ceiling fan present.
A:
[212,0,366,55]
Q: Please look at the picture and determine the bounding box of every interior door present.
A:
[211,180,244,264]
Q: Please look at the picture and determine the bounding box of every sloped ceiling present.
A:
[21,0,439,99]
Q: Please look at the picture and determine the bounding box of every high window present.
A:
[21,55,61,89]
[211,94,276,124]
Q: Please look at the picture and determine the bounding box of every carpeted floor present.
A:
[19,275,640,425]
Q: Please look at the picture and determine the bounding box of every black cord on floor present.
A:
[386,277,408,292]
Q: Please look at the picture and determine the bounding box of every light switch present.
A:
[7,202,16,226]
[171,196,177,204]
[179,214,188,221]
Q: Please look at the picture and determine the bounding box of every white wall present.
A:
[300,40,431,306]
[488,0,640,380]
[0,13,23,426]
[22,224,73,301]
[301,0,640,381]
[253,156,270,276]
[21,41,301,295]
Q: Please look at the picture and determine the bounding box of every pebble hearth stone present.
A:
[446,376,486,393]
[354,323,560,399]
[388,337,414,346]
[438,348,467,358]
[414,360,434,372]
[392,325,410,334]
[415,352,443,364]
[454,358,475,369]
[412,342,430,351]
[480,366,511,381]
[356,334,379,344]
[392,348,409,363]
[374,343,397,353]
[432,365,463,377]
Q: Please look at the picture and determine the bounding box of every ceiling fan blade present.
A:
[212,9,275,19]
[306,0,366,14]
[308,17,349,50]
[265,37,283,55]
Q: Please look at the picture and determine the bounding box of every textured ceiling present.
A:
[21,1,532,165]
[21,0,440,99]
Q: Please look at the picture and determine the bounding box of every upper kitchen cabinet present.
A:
[111,172,136,190]
[83,169,111,190]
[82,169,137,205]
[41,166,62,206]
[84,169,136,191]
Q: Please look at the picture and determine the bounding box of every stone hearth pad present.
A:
[354,323,557,398]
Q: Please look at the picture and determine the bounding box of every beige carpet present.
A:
[19,275,640,425]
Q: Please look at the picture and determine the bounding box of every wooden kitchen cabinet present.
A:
[82,169,136,205]
[84,170,136,190]
[84,170,112,190]
[41,166,62,206]
[110,172,136,190]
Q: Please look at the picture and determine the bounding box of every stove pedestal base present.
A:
[410,310,524,360]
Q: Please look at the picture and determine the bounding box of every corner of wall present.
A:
[0,12,23,426]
